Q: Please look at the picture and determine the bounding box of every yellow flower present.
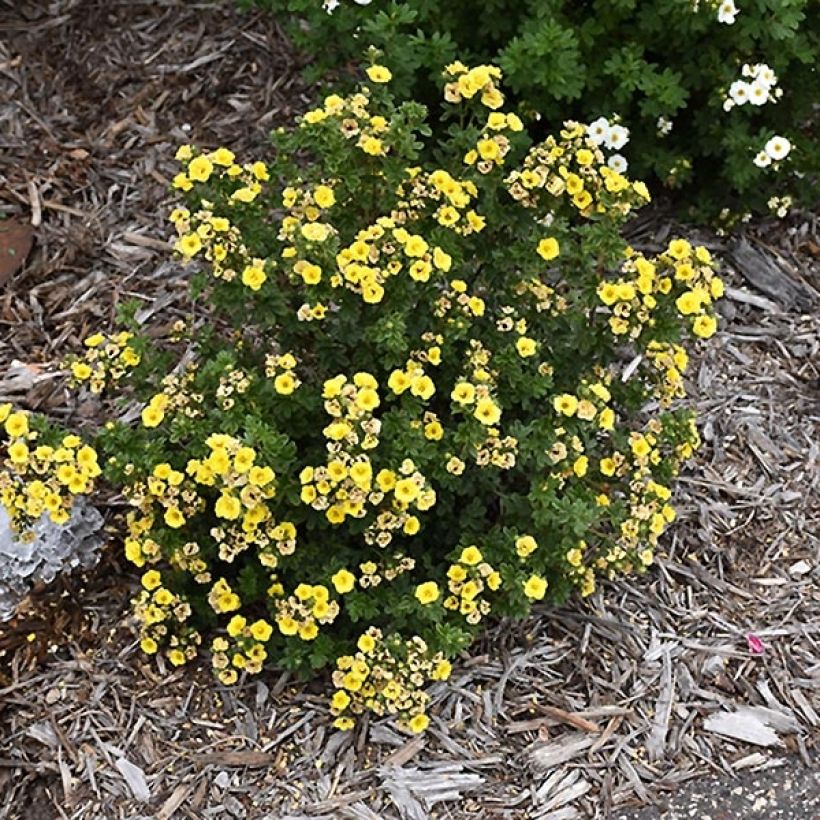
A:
[553,394,578,416]
[140,637,158,655]
[355,387,380,412]
[177,233,202,259]
[274,373,297,395]
[168,650,186,667]
[211,147,235,166]
[142,570,162,591]
[227,615,246,637]
[360,136,384,156]
[357,634,376,653]
[572,455,589,477]
[415,581,440,605]
[331,569,356,594]
[404,235,429,258]
[164,508,185,528]
[4,411,29,437]
[71,362,92,380]
[424,420,443,441]
[460,546,482,565]
[250,619,273,642]
[331,690,351,712]
[141,405,164,428]
[675,291,701,315]
[187,155,213,182]
[537,237,560,261]
[366,64,392,83]
[667,239,692,260]
[242,264,267,291]
[215,494,242,520]
[8,442,29,464]
[394,478,420,504]
[575,148,594,166]
[473,398,501,426]
[516,336,537,357]
[600,457,617,477]
[692,314,717,338]
[450,382,475,405]
[314,185,335,208]
[523,575,548,600]
[299,622,319,641]
[515,535,538,558]
[408,713,430,733]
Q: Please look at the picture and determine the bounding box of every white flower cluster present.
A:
[717,0,739,24]
[656,116,673,137]
[323,0,371,13]
[754,135,791,168]
[767,195,793,217]
[724,63,781,111]
[586,116,630,173]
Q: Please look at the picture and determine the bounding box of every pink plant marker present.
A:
[746,633,765,655]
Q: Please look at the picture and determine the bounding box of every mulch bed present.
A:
[1,2,818,818]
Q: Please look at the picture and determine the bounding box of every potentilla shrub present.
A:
[242,0,818,217]
[1,63,723,733]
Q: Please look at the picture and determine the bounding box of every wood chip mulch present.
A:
[1,2,819,818]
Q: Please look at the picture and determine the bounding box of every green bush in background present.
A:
[244,0,818,218]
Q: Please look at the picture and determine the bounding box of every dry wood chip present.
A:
[114,756,150,802]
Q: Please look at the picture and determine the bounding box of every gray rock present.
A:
[0,498,104,620]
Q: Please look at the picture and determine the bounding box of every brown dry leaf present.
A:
[0,218,34,286]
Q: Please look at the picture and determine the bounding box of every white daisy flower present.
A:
[606,124,630,150]
[765,136,791,161]
[607,154,628,174]
[587,117,611,146]
[717,0,738,24]
[729,80,750,105]
[753,151,772,168]
[748,80,769,106]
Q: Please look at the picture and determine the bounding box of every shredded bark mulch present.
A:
[1,2,819,819]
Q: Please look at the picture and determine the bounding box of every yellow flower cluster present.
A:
[264,351,301,396]
[330,628,451,733]
[506,122,650,217]
[443,62,505,109]
[134,571,198,666]
[65,331,140,394]
[0,405,100,533]
[301,90,390,158]
[211,613,274,684]
[442,545,502,624]
[646,341,690,407]
[464,111,525,173]
[170,201,265,288]
[274,582,339,641]
[597,241,722,339]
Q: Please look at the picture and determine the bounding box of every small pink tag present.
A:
[746,634,765,655]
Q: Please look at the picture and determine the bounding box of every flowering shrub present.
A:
[1,63,723,732]
[244,0,818,216]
